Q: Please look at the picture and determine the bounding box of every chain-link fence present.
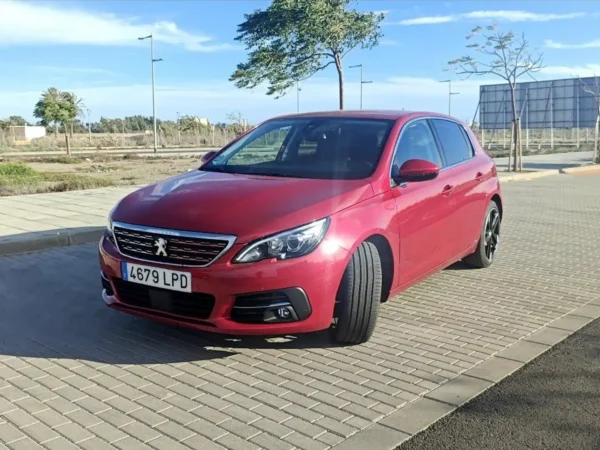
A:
[470,127,597,155]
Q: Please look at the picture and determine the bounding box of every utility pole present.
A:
[138,34,163,153]
[349,64,372,109]
[86,108,91,146]
[176,112,181,146]
[296,81,301,113]
[439,79,459,115]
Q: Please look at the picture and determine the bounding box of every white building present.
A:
[9,125,46,142]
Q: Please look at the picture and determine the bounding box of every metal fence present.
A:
[475,77,600,152]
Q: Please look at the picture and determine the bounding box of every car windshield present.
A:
[202,117,395,180]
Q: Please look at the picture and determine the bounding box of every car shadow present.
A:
[444,261,471,271]
[0,232,340,366]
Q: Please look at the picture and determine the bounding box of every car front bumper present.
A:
[98,232,349,335]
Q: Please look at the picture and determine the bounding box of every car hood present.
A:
[113,170,374,243]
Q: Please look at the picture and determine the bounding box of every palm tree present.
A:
[33,87,63,136]
[61,92,85,138]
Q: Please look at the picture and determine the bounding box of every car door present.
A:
[429,118,488,258]
[390,119,456,286]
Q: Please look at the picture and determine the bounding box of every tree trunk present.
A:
[508,85,519,172]
[334,54,344,110]
[517,117,523,172]
[65,134,71,156]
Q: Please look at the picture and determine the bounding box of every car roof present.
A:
[271,109,458,122]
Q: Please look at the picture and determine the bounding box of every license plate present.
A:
[121,262,191,293]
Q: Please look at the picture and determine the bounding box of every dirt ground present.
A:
[25,155,201,186]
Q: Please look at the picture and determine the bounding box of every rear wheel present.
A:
[332,241,382,345]
[463,201,501,268]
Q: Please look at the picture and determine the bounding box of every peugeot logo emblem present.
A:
[154,238,168,257]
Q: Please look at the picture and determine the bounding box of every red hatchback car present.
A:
[99,110,502,345]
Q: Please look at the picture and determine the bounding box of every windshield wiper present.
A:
[200,165,230,173]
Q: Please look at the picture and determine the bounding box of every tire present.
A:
[332,241,382,345]
[463,200,501,269]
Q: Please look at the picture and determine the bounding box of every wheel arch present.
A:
[491,193,503,219]
[364,234,394,303]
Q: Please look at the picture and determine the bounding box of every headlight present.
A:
[233,218,330,263]
[106,206,117,239]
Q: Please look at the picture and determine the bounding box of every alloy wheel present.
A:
[484,208,500,261]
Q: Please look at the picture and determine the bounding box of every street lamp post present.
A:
[176,111,181,146]
[439,79,459,115]
[86,109,91,146]
[296,81,302,113]
[349,64,373,109]
[138,34,163,153]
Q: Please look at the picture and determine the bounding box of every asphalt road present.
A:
[399,317,600,450]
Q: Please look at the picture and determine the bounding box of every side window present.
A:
[392,120,442,175]
[430,119,474,167]
[228,126,291,165]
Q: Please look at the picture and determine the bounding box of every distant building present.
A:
[9,125,46,142]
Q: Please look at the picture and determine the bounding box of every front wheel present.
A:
[331,241,382,345]
[463,200,501,268]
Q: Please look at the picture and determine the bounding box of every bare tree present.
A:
[448,26,544,172]
[576,76,600,164]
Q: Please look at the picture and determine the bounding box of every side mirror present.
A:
[397,159,440,183]
[200,151,217,164]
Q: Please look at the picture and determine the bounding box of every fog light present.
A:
[277,308,291,319]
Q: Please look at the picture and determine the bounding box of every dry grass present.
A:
[0,153,201,197]
[0,162,115,196]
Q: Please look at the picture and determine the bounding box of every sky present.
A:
[1,0,600,125]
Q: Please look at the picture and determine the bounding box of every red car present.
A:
[99,110,502,345]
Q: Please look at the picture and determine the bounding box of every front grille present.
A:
[113,223,233,266]
[112,278,215,319]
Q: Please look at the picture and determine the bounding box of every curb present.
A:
[559,164,600,174]
[332,299,600,450]
[0,227,104,257]
[498,169,560,183]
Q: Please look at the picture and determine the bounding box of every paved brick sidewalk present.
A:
[0,187,136,238]
[0,171,548,243]
[0,174,599,450]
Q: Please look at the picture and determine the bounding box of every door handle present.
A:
[442,184,453,196]
[476,172,484,181]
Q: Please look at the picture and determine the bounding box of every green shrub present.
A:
[0,162,37,176]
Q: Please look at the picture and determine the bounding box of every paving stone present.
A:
[215,433,261,450]
[283,431,330,450]
[6,438,45,450]
[425,375,493,407]
[3,409,38,428]
[19,422,60,444]
[119,421,161,443]
[495,340,550,364]
[250,432,296,450]
[87,422,129,444]
[185,418,229,440]
[379,397,455,435]
[218,417,261,439]
[53,422,94,444]
[464,357,524,383]
[524,327,573,347]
